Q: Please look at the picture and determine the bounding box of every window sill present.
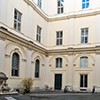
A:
[9,77,22,79]
[34,78,41,80]
[51,68,66,71]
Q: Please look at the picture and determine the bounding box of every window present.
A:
[57,0,64,14]
[56,58,62,68]
[82,0,89,9]
[12,53,20,76]
[14,9,22,31]
[80,74,88,88]
[36,25,42,43]
[35,59,40,78]
[37,0,42,8]
[80,57,88,68]
[81,28,88,43]
[56,31,63,45]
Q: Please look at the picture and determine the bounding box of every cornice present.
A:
[48,10,100,22]
[1,27,100,56]
[24,0,100,22]
[0,27,47,55]
[47,47,96,55]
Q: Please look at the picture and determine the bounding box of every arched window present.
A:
[80,56,88,68]
[12,52,20,76]
[35,59,40,78]
[56,58,62,68]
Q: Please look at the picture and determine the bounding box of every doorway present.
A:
[54,74,62,90]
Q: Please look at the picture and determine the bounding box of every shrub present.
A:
[21,77,33,93]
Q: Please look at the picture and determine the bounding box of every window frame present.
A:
[14,9,22,31]
[80,56,88,68]
[37,0,42,8]
[81,28,88,44]
[56,31,63,45]
[82,0,89,9]
[36,25,42,43]
[12,52,20,77]
[57,0,64,14]
[56,58,62,68]
[80,74,88,88]
[35,59,40,78]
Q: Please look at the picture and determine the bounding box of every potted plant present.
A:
[21,77,33,93]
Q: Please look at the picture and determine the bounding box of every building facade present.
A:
[0,0,100,91]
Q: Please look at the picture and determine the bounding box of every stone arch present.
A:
[5,42,27,59]
[31,52,45,65]
[73,53,95,68]
[4,43,27,78]
[73,53,95,64]
[49,55,68,67]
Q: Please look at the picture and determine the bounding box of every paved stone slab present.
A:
[5,97,16,100]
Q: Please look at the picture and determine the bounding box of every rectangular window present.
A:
[14,9,22,31]
[37,0,42,8]
[80,57,88,68]
[57,0,64,14]
[56,31,63,45]
[82,0,89,9]
[80,74,88,88]
[81,28,88,43]
[36,25,41,43]
[56,58,62,68]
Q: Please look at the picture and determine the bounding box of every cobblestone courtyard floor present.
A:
[0,92,100,100]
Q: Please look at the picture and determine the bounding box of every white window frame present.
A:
[56,31,63,45]
[81,28,88,43]
[36,25,41,43]
[37,0,42,8]
[56,58,62,68]
[14,9,22,31]
[80,57,88,68]
[82,0,89,9]
[57,0,64,14]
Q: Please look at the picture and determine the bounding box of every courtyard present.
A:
[0,92,100,100]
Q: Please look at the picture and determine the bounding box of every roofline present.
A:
[24,0,100,22]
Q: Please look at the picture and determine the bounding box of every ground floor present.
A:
[1,30,100,92]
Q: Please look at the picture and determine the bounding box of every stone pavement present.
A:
[0,91,100,100]
[30,92,100,100]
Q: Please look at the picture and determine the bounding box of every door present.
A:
[80,74,88,88]
[54,74,62,90]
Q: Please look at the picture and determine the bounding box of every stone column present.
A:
[67,54,74,86]
[26,49,32,77]
[94,53,100,87]
[0,39,6,72]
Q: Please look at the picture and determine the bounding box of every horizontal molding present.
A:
[0,27,47,55]
[1,27,100,55]
[24,0,100,22]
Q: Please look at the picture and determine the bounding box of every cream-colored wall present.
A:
[0,0,100,91]
[0,39,6,72]
[0,0,48,46]
[73,54,95,91]
[0,0,8,24]
[48,15,97,48]
[74,16,96,47]
[3,40,46,89]
[32,0,100,15]
[48,55,68,89]
[48,20,69,47]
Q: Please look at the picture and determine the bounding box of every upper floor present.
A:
[32,0,100,15]
[0,0,100,49]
